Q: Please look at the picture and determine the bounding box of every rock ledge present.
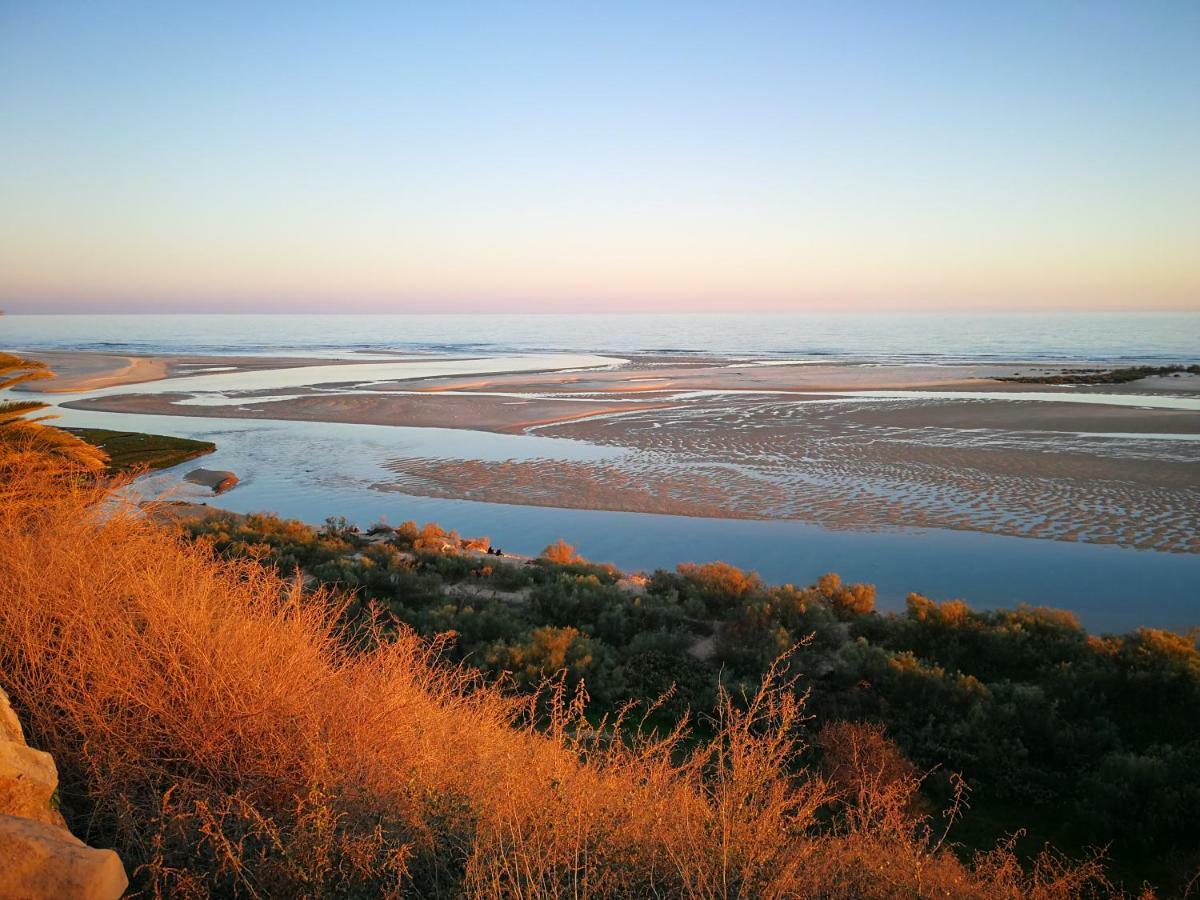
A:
[0,684,127,899]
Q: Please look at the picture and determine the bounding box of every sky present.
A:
[1,1,1198,314]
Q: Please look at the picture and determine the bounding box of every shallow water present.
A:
[666,388,1200,411]
[53,405,1200,634]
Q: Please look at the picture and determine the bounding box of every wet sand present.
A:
[25,349,1200,554]
[839,399,1200,435]
[67,389,676,434]
[376,394,1198,553]
[184,468,239,494]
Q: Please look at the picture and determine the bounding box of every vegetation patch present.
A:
[65,428,216,473]
[184,512,1200,892]
[999,364,1200,385]
[1,465,1119,898]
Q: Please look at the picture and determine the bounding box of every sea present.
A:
[3,311,1199,363]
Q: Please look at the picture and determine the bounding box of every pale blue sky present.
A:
[1,1,1197,312]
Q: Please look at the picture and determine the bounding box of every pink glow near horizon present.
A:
[2,4,1197,314]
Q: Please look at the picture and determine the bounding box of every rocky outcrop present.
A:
[0,685,127,899]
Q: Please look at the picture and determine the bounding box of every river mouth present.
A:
[51,401,1200,635]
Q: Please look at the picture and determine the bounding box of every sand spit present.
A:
[15,351,169,393]
[379,434,1199,554]
[394,360,1009,395]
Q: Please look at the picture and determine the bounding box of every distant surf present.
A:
[4,312,1198,364]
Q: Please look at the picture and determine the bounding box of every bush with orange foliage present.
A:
[541,538,582,565]
[669,560,764,613]
[0,450,1115,897]
[817,572,878,619]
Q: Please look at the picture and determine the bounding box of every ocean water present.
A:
[4,312,1199,363]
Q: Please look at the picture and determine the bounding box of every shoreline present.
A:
[18,346,1200,396]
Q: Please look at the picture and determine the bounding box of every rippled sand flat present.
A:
[381,395,1198,553]
[43,350,1200,553]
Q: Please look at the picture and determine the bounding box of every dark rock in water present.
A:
[184,468,239,494]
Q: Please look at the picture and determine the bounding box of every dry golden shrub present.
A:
[541,539,582,565]
[0,454,1118,898]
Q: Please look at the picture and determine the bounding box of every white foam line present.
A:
[1063,431,1200,442]
[722,359,823,368]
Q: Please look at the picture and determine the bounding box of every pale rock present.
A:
[0,685,24,743]
[0,682,128,898]
[0,740,66,826]
[0,814,128,900]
